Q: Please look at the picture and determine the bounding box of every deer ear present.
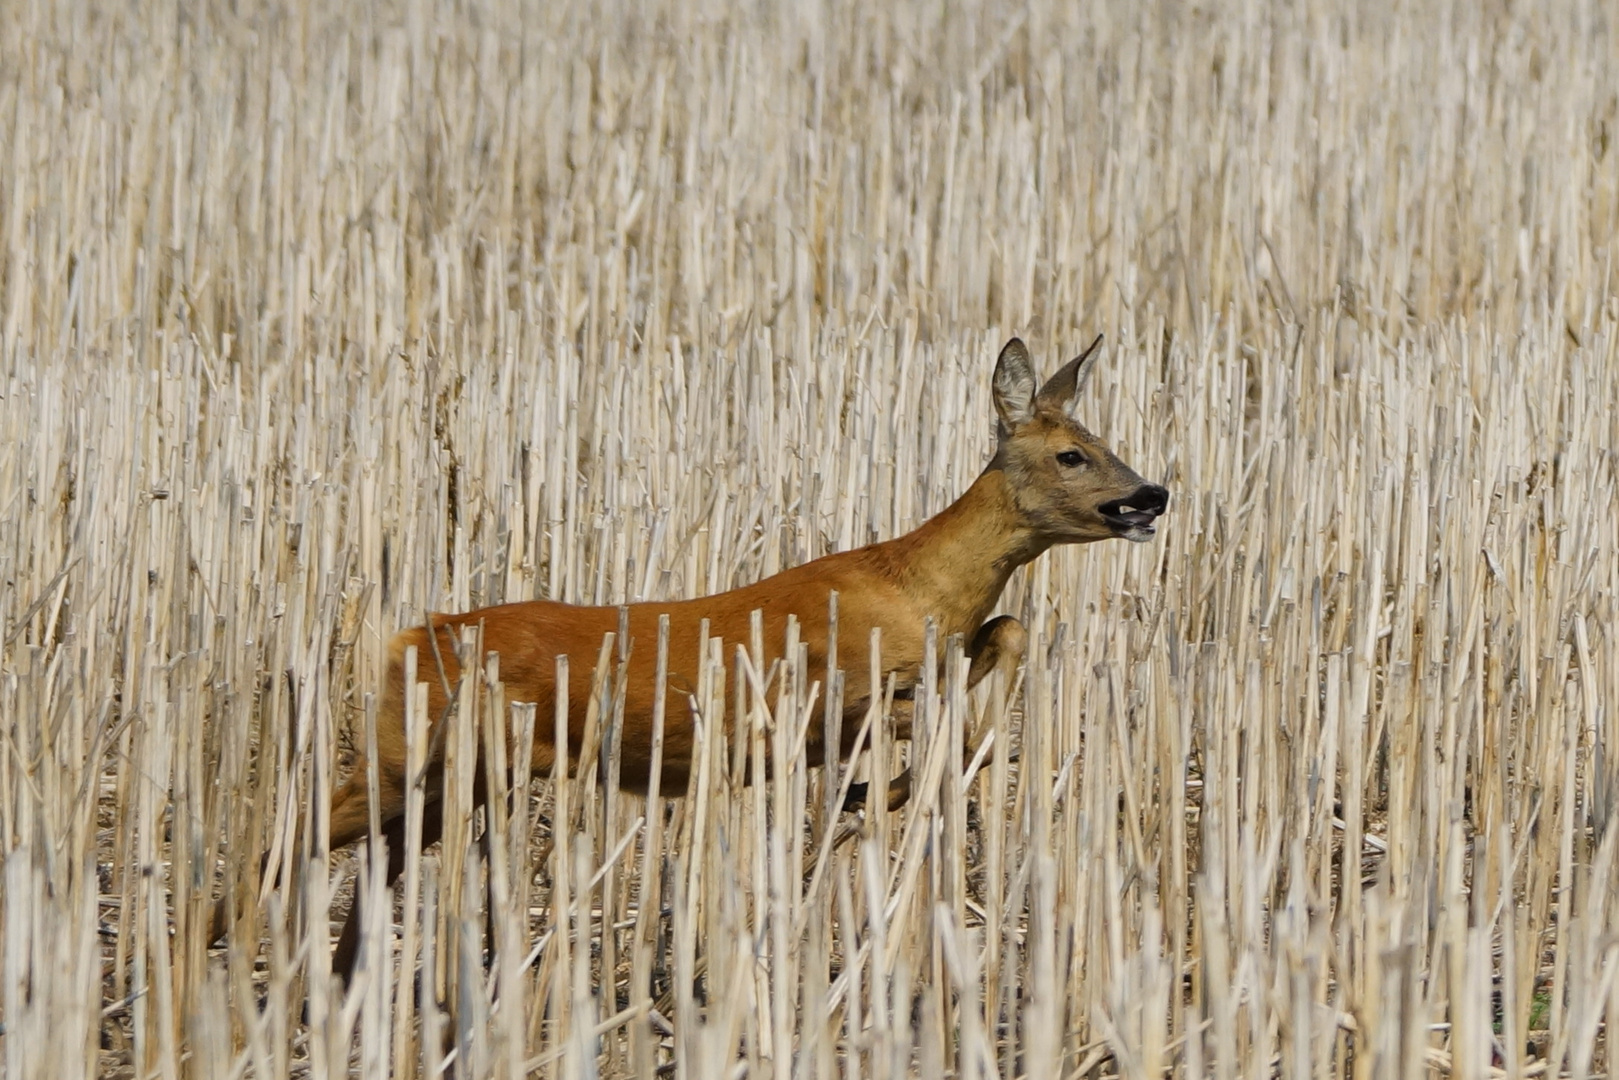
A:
[992,338,1038,435]
[1036,333,1104,415]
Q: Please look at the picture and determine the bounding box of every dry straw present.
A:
[2,0,1617,1077]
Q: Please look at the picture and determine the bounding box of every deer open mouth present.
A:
[1104,509,1158,533]
[1100,486,1169,539]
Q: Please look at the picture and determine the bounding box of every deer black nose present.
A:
[1098,484,1169,531]
[1123,484,1169,517]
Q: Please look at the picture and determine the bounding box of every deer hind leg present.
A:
[209,757,409,963]
[857,615,1029,813]
[331,795,445,987]
[330,765,502,990]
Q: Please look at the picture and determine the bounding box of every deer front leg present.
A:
[860,615,1028,812]
[962,614,1028,761]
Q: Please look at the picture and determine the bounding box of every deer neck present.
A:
[886,466,1044,637]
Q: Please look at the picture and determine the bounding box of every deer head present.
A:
[989,335,1168,544]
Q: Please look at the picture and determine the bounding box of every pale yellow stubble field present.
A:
[1,1,1616,1077]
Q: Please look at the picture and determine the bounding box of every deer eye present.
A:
[1056,450,1085,468]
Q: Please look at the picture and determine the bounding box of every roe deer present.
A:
[214,334,1168,982]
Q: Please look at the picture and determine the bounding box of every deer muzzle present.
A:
[1099,484,1169,540]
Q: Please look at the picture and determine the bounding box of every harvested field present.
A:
[2,0,1617,1076]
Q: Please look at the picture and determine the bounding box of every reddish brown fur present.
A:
[216,335,1169,977]
[338,487,1017,849]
